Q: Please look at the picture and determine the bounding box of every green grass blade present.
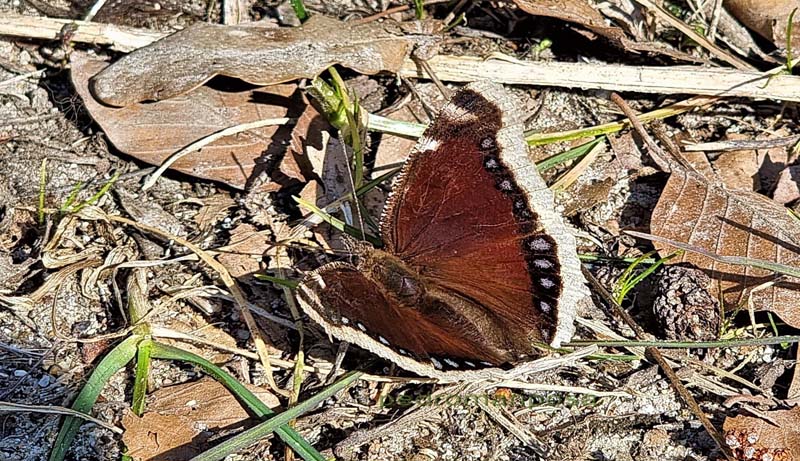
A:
[131,340,152,416]
[149,341,326,461]
[49,335,140,461]
[347,97,365,189]
[38,158,47,224]
[190,371,362,461]
[614,250,678,304]
[620,252,677,301]
[293,196,382,246]
[536,137,604,172]
[413,0,426,19]
[613,250,656,303]
[290,0,308,22]
[69,171,120,213]
[254,273,300,289]
[58,181,84,214]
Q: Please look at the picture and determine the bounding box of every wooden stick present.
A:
[0,13,165,52]
[400,55,800,102]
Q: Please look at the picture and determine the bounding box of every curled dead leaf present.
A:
[90,15,414,107]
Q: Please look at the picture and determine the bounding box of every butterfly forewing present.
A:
[381,83,568,347]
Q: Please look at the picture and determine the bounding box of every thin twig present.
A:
[82,0,109,21]
[568,335,800,348]
[0,69,45,88]
[683,134,800,152]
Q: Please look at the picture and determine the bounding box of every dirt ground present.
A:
[1,1,799,460]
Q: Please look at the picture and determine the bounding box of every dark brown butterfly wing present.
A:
[381,82,585,349]
[297,261,514,378]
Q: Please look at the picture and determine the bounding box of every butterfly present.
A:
[296,81,587,380]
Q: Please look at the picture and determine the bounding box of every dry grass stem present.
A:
[0,402,123,433]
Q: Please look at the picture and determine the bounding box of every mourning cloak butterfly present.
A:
[297,81,587,380]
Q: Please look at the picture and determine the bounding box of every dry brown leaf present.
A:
[682,151,717,182]
[755,129,793,192]
[71,52,299,190]
[162,313,239,363]
[285,96,331,182]
[513,0,691,59]
[726,0,800,50]
[123,411,199,461]
[723,407,800,460]
[772,165,800,204]
[122,377,280,461]
[650,166,800,327]
[90,15,414,107]
[609,131,647,173]
[671,132,716,182]
[216,223,270,278]
[712,146,761,191]
[709,131,795,193]
[146,377,280,421]
[514,0,629,43]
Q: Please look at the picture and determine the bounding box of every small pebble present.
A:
[235,329,250,340]
[762,345,775,363]
[13,370,27,377]
[37,375,51,387]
